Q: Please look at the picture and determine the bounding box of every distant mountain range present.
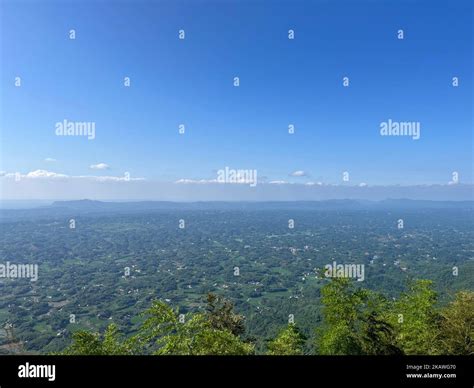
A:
[50,199,474,211]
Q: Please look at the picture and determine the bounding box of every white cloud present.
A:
[290,170,307,177]
[44,158,57,162]
[0,169,144,182]
[90,163,110,170]
[80,175,145,182]
[268,180,288,185]
[25,170,68,179]
[175,178,218,184]
[359,182,368,187]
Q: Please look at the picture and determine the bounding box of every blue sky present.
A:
[1,0,473,200]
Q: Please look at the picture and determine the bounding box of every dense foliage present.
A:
[64,284,473,355]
